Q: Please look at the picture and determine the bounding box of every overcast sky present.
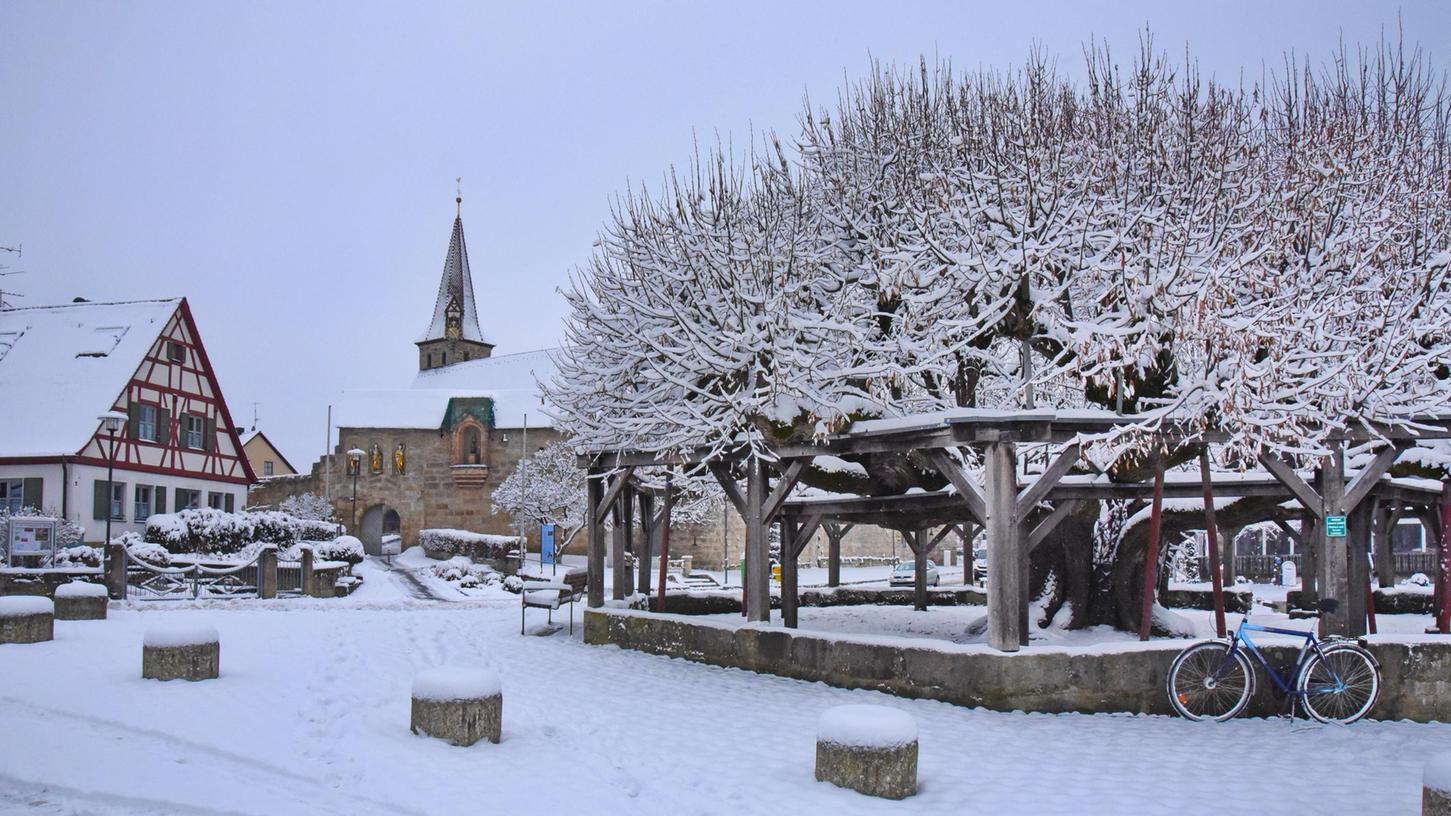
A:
[3,1,1449,468]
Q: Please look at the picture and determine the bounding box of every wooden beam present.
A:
[586,471,604,608]
[924,524,954,554]
[1271,515,1304,547]
[983,441,1023,651]
[1026,501,1083,552]
[594,467,637,525]
[1014,443,1080,522]
[744,458,770,622]
[791,513,824,558]
[1258,454,1323,516]
[925,449,987,523]
[1318,445,1351,637]
[762,458,809,522]
[1343,445,1402,512]
[707,461,748,516]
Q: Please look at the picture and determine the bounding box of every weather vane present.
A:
[456,177,462,216]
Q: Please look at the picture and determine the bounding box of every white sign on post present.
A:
[7,516,58,564]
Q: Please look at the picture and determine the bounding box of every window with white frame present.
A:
[184,414,204,449]
[207,492,225,510]
[177,488,201,510]
[263,460,274,476]
[0,480,22,514]
[137,405,158,442]
[134,485,153,521]
[109,482,125,520]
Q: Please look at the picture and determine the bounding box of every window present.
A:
[464,427,481,464]
[166,341,185,363]
[263,460,275,476]
[0,480,22,514]
[177,488,201,510]
[207,492,225,510]
[134,485,153,521]
[137,404,158,442]
[109,482,126,521]
[184,414,204,449]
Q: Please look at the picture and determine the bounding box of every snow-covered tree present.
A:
[278,492,336,522]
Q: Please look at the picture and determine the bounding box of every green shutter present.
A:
[224,493,234,512]
[204,418,217,452]
[155,486,167,514]
[127,403,141,439]
[157,408,171,445]
[22,477,42,511]
[92,480,108,521]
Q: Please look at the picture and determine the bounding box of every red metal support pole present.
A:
[1139,464,1167,642]
[656,474,673,613]
[1199,449,1227,638]
[1364,578,1378,635]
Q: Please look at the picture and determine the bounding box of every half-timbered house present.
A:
[0,297,255,542]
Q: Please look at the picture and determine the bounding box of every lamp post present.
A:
[346,448,364,536]
[98,411,127,598]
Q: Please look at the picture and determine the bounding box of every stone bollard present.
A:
[1427,753,1451,816]
[258,545,278,599]
[410,667,502,746]
[105,542,126,599]
[0,596,54,644]
[681,555,693,577]
[142,623,220,681]
[54,581,109,620]
[815,704,918,800]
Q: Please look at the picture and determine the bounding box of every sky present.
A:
[3,0,1449,468]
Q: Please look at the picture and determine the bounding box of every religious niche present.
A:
[393,442,406,475]
[369,443,383,474]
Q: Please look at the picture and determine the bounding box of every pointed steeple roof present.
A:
[421,209,488,344]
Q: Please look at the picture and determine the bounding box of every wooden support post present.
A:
[960,524,974,585]
[636,490,654,596]
[1199,449,1227,638]
[1221,527,1238,586]
[1300,510,1319,599]
[586,471,605,608]
[656,475,673,613]
[782,517,799,628]
[1437,484,1451,634]
[610,495,628,602]
[826,524,844,588]
[911,530,928,612]
[1319,445,1351,637]
[621,480,636,595]
[1373,502,1401,589]
[984,440,1022,652]
[744,458,770,623]
[1138,465,1166,642]
[1346,501,1372,638]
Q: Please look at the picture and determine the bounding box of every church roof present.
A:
[335,348,558,431]
[419,214,489,345]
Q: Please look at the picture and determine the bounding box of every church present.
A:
[249,198,561,554]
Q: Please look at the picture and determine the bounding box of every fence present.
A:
[1195,551,1440,584]
[125,553,262,600]
[111,543,347,601]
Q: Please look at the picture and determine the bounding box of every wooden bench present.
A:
[520,570,586,634]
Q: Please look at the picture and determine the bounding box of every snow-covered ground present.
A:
[2,556,1448,815]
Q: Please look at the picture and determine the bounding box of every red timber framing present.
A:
[62,299,254,485]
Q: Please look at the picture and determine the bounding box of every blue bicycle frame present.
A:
[1224,618,1344,697]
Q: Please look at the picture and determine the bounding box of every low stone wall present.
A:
[1161,587,1253,613]
[585,608,1451,722]
[643,586,987,615]
[0,570,104,598]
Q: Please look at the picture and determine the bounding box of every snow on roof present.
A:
[0,298,180,457]
[420,216,489,345]
[335,349,557,431]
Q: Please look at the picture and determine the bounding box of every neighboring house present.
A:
[0,297,255,542]
[241,430,297,479]
[250,201,561,554]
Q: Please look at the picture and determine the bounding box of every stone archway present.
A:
[360,504,401,556]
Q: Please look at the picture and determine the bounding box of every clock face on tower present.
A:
[445,296,462,340]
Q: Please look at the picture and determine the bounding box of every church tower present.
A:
[417,193,493,371]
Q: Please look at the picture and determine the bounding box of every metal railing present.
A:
[125,552,261,600]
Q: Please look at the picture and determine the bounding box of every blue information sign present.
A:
[540,523,557,566]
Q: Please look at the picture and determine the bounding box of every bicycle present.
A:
[1166,600,1381,724]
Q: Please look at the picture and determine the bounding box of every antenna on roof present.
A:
[456,177,462,217]
[251,402,259,432]
[0,242,23,309]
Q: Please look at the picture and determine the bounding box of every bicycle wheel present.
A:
[1297,643,1380,724]
[1167,641,1255,722]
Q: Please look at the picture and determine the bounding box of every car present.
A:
[971,548,987,584]
[889,559,940,587]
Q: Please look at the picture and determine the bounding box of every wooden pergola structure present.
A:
[580,409,1451,652]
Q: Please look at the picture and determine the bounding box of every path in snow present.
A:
[1,594,1447,815]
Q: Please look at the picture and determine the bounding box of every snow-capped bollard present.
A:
[0,596,54,644]
[1426,753,1451,816]
[410,667,502,747]
[815,704,918,800]
[53,581,109,620]
[142,623,220,681]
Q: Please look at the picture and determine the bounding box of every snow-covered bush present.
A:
[144,509,336,555]
[419,529,520,561]
[313,535,364,565]
[429,555,498,587]
[116,532,171,567]
[1407,573,1433,588]
[278,492,336,522]
[51,545,101,569]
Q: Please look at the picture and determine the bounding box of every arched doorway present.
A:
[360,504,402,556]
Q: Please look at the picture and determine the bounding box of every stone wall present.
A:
[585,608,1451,722]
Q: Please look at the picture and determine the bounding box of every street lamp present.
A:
[346,448,365,535]
[98,411,127,598]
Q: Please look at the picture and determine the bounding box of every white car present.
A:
[889,560,940,587]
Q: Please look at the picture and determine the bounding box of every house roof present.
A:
[419,213,489,345]
[335,348,557,431]
[0,298,182,457]
[241,429,298,475]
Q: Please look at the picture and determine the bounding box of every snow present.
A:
[0,561,1447,814]
[817,704,918,748]
[0,596,54,617]
[1427,752,1451,794]
[411,666,501,701]
[0,298,180,457]
[54,581,109,598]
[142,622,219,647]
[332,349,557,433]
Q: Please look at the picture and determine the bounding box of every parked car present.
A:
[889,560,941,587]
[972,548,988,584]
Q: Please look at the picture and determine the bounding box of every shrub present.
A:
[51,545,102,569]
[313,535,364,565]
[144,508,337,555]
[115,532,172,567]
[419,528,521,561]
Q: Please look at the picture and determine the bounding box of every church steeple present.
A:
[417,194,494,371]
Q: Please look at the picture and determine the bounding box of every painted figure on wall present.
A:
[393,443,406,475]
[369,443,383,474]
